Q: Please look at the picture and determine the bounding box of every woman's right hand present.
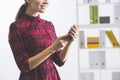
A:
[50,34,70,51]
[50,24,79,52]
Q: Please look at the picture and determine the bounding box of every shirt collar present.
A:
[23,13,41,22]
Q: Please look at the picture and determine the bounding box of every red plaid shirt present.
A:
[8,14,65,80]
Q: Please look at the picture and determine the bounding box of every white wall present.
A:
[0,0,79,80]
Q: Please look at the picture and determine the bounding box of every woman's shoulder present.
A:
[42,19,54,26]
[9,21,18,30]
[10,17,30,30]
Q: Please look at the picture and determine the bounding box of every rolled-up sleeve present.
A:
[8,23,30,73]
[52,50,65,67]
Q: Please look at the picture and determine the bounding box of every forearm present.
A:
[59,24,79,62]
[59,41,72,62]
[28,46,56,70]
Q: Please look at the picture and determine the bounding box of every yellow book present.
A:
[105,31,116,47]
[109,30,120,47]
[87,36,99,42]
[87,44,99,48]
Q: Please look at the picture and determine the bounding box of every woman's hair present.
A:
[15,3,28,20]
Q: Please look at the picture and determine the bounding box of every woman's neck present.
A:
[25,7,39,17]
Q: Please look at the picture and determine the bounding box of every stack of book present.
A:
[87,36,99,48]
[105,30,120,47]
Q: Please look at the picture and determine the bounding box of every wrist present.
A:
[49,45,57,53]
[67,41,73,45]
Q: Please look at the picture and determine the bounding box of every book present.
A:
[89,5,98,24]
[109,30,120,47]
[90,5,94,24]
[105,30,120,47]
[99,16,110,23]
[105,31,116,47]
[87,43,99,48]
[93,5,98,24]
[87,36,99,42]
[87,36,99,48]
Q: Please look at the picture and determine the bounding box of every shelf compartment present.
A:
[77,1,120,6]
[79,70,120,80]
[78,28,120,49]
[79,49,120,70]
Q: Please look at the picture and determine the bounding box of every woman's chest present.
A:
[21,24,56,50]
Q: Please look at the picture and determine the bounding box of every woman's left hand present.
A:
[68,24,79,41]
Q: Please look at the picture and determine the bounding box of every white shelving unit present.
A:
[76,0,120,80]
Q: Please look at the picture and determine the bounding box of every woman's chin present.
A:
[39,9,46,13]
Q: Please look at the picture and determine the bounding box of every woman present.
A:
[8,0,79,80]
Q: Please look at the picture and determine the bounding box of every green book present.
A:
[89,5,98,24]
[89,5,94,24]
[93,5,98,24]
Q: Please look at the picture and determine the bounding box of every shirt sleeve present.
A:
[52,50,65,67]
[49,22,66,67]
[8,23,30,73]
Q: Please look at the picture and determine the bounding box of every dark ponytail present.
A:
[15,3,27,20]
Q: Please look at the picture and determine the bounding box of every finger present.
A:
[73,24,79,30]
[69,29,78,38]
[70,32,76,38]
[69,28,77,36]
[70,25,79,34]
[69,33,75,41]
[73,25,79,35]
[70,26,77,33]
[72,25,78,31]
[69,31,77,39]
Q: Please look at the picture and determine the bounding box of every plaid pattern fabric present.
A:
[8,14,65,80]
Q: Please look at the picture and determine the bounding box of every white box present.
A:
[89,51,106,69]
[106,0,111,3]
[112,72,120,80]
[99,30,106,48]
[79,31,85,48]
[114,5,120,23]
[83,0,89,3]
[80,72,94,80]
[88,0,98,3]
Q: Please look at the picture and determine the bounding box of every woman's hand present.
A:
[50,34,70,51]
[50,25,79,52]
[68,25,79,42]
